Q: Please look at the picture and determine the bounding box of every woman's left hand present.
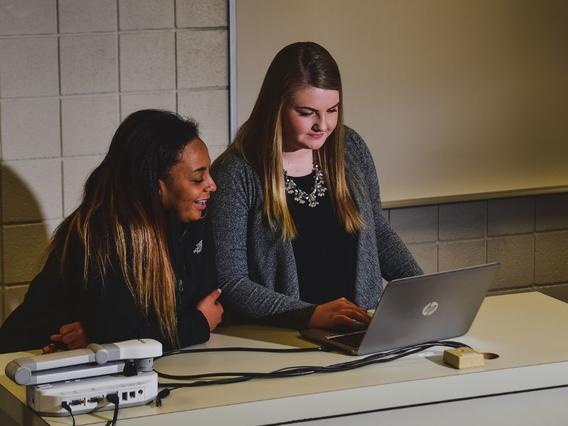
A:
[42,321,88,353]
[197,289,224,331]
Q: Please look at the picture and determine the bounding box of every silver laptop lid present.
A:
[356,262,500,355]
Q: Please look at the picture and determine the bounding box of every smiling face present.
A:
[158,138,216,222]
[282,85,340,152]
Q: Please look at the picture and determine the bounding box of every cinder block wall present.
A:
[1,1,567,323]
[387,196,568,293]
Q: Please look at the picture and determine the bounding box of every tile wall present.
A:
[390,195,568,293]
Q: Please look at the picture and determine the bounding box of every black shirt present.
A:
[287,172,357,305]
[0,214,216,353]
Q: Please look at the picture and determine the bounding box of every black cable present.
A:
[154,340,469,404]
[155,388,169,407]
[160,346,323,358]
[61,401,76,426]
[158,340,467,380]
[105,393,120,426]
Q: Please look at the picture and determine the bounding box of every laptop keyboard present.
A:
[327,331,365,347]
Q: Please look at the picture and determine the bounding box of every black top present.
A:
[287,172,357,304]
[0,213,217,353]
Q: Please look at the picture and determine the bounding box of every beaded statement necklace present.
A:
[284,164,327,207]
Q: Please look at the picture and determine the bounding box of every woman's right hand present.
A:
[42,321,88,354]
[308,298,371,330]
[197,289,224,331]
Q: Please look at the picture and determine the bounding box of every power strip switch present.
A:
[27,371,157,416]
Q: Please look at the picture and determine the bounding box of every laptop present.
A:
[300,262,499,355]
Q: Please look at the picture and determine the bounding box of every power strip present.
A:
[26,371,158,416]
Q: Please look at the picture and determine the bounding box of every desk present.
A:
[1,292,567,425]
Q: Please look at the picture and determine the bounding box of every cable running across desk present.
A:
[161,346,323,356]
[154,340,468,405]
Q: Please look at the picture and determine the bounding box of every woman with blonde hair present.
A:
[0,109,222,353]
[210,42,422,330]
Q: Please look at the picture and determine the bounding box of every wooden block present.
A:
[443,347,485,369]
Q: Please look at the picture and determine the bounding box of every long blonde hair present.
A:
[47,110,200,347]
[221,42,363,239]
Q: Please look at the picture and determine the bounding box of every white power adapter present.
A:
[27,371,158,416]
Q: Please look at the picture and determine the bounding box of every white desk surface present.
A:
[1,292,567,425]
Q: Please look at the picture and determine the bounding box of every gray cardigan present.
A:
[210,126,422,328]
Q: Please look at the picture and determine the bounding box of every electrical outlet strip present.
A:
[26,371,158,416]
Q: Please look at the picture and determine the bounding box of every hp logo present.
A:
[422,301,439,316]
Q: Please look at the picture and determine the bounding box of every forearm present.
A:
[219,274,314,327]
[0,262,73,353]
[177,308,210,348]
[80,274,153,344]
[0,303,61,353]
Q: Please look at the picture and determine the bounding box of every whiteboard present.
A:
[230,0,568,207]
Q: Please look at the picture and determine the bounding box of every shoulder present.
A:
[46,218,85,275]
[211,153,262,200]
[212,153,257,181]
[343,125,373,165]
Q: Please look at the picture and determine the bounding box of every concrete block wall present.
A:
[0,0,228,321]
[389,194,568,293]
[1,1,567,324]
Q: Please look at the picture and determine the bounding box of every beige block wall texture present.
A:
[0,0,567,324]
